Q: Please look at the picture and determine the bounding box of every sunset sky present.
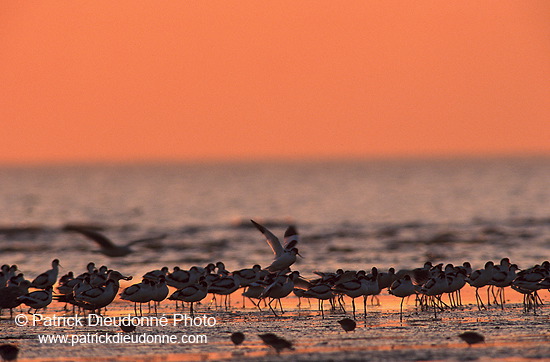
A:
[1,1,549,164]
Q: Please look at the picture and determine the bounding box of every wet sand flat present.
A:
[1,286,549,361]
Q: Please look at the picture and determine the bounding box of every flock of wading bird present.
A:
[1,220,549,324]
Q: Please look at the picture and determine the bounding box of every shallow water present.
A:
[1,288,549,361]
[1,157,549,278]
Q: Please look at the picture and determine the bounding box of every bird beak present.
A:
[297,252,304,258]
[124,276,133,281]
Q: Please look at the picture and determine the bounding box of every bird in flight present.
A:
[250,220,301,272]
[64,225,167,257]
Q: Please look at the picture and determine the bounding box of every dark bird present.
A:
[30,259,60,288]
[119,323,136,333]
[258,333,294,354]
[458,331,485,346]
[0,281,31,318]
[0,344,19,361]
[230,332,245,346]
[337,318,357,332]
[64,226,167,257]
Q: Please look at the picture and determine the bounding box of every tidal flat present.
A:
[1,287,549,362]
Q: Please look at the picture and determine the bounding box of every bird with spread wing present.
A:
[250,220,301,272]
[64,226,167,257]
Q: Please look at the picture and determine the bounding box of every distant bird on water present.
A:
[0,344,19,361]
[258,333,294,354]
[64,226,167,257]
[337,318,357,332]
[458,331,485,346]
[230,332,245,346]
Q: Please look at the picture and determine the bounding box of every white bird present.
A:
[333,273,369,319]
[120,279,155,315]
[466,261,495,310]
[75,271,131,312]
[232,264,262,287]
[266,248,300,273]
[261,271,300,316]
[389,275,416,322]
[65,226,167,257]
[303,283,333,318]
[31,259,60,289]
[207,275,241,309]
[251,220,302,272]
[166,267,199,289]
[168,280,208,316]
[151,276,169,314]
[143,267,169,282]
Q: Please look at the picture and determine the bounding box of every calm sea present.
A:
[1,157,549,277]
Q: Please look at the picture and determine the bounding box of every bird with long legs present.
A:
[169,280,208,316]
[389,275,416,323]
[333,273,368,319]
[18,286,53,313]
[466,261,495,310]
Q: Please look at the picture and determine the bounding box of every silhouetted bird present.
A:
[458,331,485,346]
[64,226,167,257]
[0,344,19,361]
[119,323,136,333]
[337,318,357,332]
[258,333,294,354]
[230,332,245,346]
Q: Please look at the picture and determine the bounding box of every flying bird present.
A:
[251,220,301,272]
[64,226,167,257]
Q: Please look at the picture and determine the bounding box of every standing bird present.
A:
[75,271,132,313]
[466,261,495,310]
[64,226,167,257]
[18,286,53,313]
[0,281,31,318]
[389,275,416,323]
[31,259,60,289]
[251,220,301,272]
[120,280,155,315]
[168,281,208,316]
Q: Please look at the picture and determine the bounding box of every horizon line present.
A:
[1,150,550,167]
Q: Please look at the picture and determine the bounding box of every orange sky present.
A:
[1,1,549,164]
